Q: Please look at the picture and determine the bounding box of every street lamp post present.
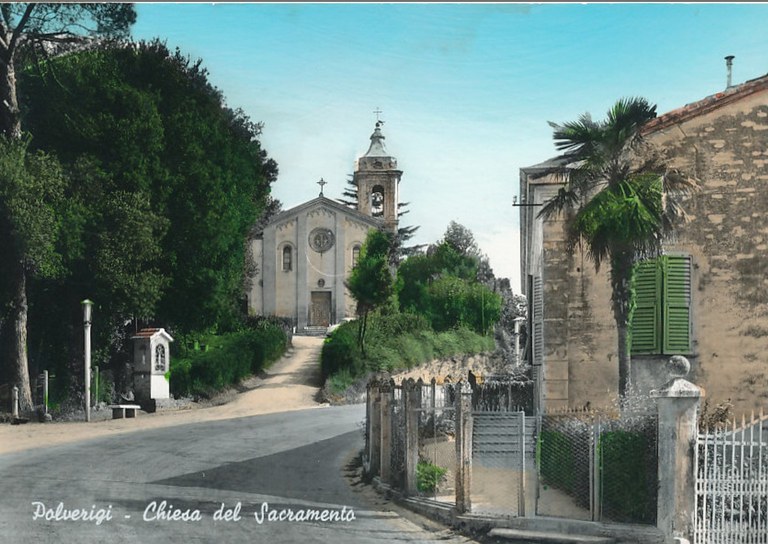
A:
[82,299,93,423]
[513,316,525,364]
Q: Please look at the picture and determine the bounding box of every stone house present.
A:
[248,122,401,331]
[520,73,768,414]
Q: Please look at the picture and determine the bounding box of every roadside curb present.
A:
[368,477,665,544]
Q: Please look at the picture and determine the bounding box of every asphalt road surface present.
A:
[0,404,477,544]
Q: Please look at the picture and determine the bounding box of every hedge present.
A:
[169,323,287,398]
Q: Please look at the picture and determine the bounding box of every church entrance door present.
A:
[309,291,332,327]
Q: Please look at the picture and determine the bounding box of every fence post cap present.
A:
[667,355,691,378]
[650,377,703,399]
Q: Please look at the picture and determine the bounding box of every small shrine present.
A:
[131,328,174,406]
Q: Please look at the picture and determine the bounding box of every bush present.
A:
[320,322,360,380]
[600,429,657,523]
[169,323,287,398]
[538,430,576,494]
[321,309,494,394]
[416,460,447,493]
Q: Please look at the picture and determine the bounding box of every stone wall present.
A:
[645,91,768,413]
[525,87,768,414]
[529,178,619,410]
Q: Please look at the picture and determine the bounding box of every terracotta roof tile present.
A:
[132,328,161,339]
[643,73,768,133]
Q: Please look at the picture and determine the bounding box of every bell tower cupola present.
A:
[354,120,402,232]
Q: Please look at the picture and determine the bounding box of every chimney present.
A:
[725,55,735,89]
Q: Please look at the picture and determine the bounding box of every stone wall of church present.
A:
[274,218,298,318]
[305,208,338,299]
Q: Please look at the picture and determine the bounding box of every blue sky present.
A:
[132,3,768,292]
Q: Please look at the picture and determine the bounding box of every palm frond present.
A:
[549,113,601,156]
[605,97,657,157]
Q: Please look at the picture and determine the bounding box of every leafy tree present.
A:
[435,220,500,285]
[427,276,501,335]
[0,3,136,138]
[442,220,480,257]
[0,137,66,410]
[494,277,527,364]
[396,222,502,336]
[538,97,695,398]
[0,3,135,411]
[346,229,394,355]
[18,42,277,396]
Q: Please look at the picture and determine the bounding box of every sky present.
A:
[132,3,768,292]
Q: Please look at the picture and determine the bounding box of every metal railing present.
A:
[695,409,768,544]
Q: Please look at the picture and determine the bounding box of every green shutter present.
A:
[631,259,662,354]
[663,255,691,353]
[532,276,544,366]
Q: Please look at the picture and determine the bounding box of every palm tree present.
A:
[538,97,695,399]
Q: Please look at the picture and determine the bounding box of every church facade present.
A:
[247,122,402,331]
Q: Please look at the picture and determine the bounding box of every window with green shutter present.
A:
[630,255,691,355]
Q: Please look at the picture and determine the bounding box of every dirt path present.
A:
[0,336,326,455]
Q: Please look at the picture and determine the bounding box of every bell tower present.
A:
[354,121,402,232]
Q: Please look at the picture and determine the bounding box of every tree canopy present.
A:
[0,3,136,412]
[6,41,278,399]
[396,222,501,336]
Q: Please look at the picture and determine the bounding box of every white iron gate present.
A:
[471,411,536,516]
[695,409,768,544]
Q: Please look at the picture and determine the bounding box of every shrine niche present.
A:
[131,328,174,407]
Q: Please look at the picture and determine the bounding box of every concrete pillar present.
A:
[430,377,436,412]
[368,382,382,478]
[12,386,19,418]
[651,356,703,544]
[43,370,49,415]
[404,378,422,495]
[363,383,372,474]
[454,381,473,513]
[379,379,393,484]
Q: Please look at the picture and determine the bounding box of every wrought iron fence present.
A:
[471,375,533,414]
[536,410,658,525]
[695,410,768,544]
[365,376,659,526]
[417,383,456,504]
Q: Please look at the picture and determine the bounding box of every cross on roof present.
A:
[373,107,383,122]
[317,178,327,197]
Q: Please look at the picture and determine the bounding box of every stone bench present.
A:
[108,404,141,419]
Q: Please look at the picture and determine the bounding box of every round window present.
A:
[309,228,335,253]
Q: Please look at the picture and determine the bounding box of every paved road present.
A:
[0,404,476,543]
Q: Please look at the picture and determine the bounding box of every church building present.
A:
[247,121,402,331]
